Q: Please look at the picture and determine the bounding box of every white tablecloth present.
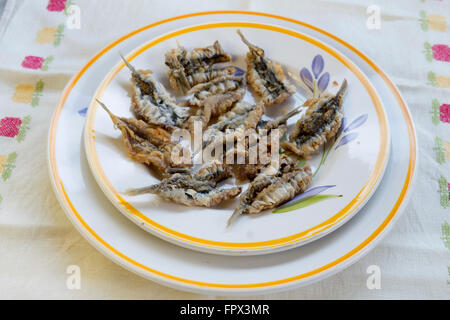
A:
[0,0,449,299]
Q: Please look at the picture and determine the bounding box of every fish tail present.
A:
[237,29,264,56]
[335,79,348,102]
[119,52,137,75]
[124,185,159,196]
[279,107,302,123]
[226,207,244,227]
[96,99,118,123]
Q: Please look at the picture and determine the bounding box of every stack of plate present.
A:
[48,12,417,295]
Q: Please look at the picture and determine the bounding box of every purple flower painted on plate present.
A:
[335,132,358,149]
[344,114,368,132]
[317,72,330,94]
[281,185,336,207]
[300,67,314,92]
[78,107,87,117]
[300,54,329,96]
[233,67,245,77]
[312,55,324,79]
[338,117,347,135]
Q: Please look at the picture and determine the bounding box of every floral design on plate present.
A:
[299,54,330,98]
[275,55,368,213]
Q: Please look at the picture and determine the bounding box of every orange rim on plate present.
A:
[48,11,416,290]
[85,22,390,251]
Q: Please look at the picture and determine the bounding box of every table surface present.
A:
[0,0,449,299]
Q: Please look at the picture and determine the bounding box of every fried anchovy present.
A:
[230,107,301,181]
[227,155,312,226]
[165,41,232,92]
[186,75,246,126]
[237,30,296,107]
[126,161,241,207]
[282,80,348,157]
[202,102,264,151]
[120,54,190,129]
[98,100,190,172]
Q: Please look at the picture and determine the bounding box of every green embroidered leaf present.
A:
[41,56,54,71]
[439,176,449,209]
[441,221,450,250]
[17,116,31,143]
[2,152,17,181]
[273,194,342,213]
[35,80,44,93]
[427,71,437,87]
[54,24,65,47]
[431,99,441,125]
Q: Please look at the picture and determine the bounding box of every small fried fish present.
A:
[98,100,191,173]
[165,41,232,93]
[120,54,190,129]
[237,30,296,107]
[231,108,302,180]
[126,161,241,207]
[202,101,264,152]
[187,75,246,127]
[227,155,312,226]
[282,80,348,157]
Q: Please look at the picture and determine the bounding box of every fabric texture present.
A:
[0,0,449,299]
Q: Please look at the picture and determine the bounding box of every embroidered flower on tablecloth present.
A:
[21,56,53,71]
[419,10,447,31]
[0,117,22,138]
[444,141,450,160]
[36,25,65,46]
[428,71,450,88]
[0,152,17,181]
[12,81,44,106]
[424,42,450,62]
[46,0,67,12]
[0,155,7,175]
[440,103,450,123]
[0,116,32,142]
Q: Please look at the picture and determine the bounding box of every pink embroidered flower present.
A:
[432,44,450,62]
[0,117,22,138]
[46,0,67,12]
[440,103,450,123]
[21,56,45,70]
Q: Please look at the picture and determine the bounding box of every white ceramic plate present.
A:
[83,22,390,255]
[48,11,416,295]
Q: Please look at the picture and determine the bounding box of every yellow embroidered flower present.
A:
[437,75,450,88]
[0,155,7,174]
[427,14,447,32]
[444,141,450,160]
[36,27,57,44]
[12,84,35,104]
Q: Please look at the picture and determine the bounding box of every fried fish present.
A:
[97,100,191,173]
[237,30,296,107]
[231,107,302,180]
[186,75,246,127]
[165,41,232,93]
[126,161,241,207]
[227,154,312,226]
[282,80,348,157]
[120,54,190,130]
